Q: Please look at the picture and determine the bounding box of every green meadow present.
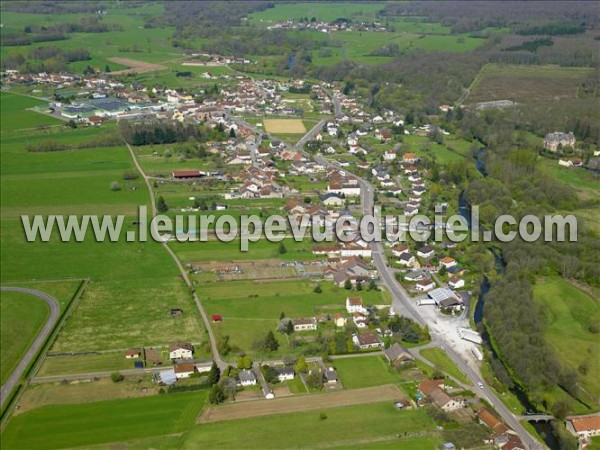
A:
[1,391,206,450]
[420,348,470,385]
[533,277,600,402]
[0,92,206,357]
[332,356,402,389]
[0,291,49,384]
[182,402,440,449]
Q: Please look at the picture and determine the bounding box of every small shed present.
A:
[211,314,223,322]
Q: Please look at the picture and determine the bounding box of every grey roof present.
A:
[324,368,338,381]
[384,343,412,362]
[158,368,177,385]
[428,287,460,304]
[276,367,295,377]
[239,369,256,383]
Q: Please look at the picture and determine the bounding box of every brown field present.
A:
[108,57,166,75]
[191,259,298,281]
[467,64,595,104]
[197,384,406,423]
[263,119,307,134]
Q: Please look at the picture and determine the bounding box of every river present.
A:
[464,148,561,448]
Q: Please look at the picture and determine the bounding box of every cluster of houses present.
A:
[266,19,387,33]
[226,166,287,199]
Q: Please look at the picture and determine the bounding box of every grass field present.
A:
[0,291,49,384]
[332,356,401,389]
[467,64,596,104]
[1,391,206,450]
[263,118,307,134]
[185,401,439,449]
[38,352,142,377]
[533,277,600,403]
[420,348,470,385]
[198,279,389,356]
[0,92,206,355]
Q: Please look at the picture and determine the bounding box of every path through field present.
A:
[197,384,406,423]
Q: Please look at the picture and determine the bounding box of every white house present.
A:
[239,369,257,386]
[169,342,194,360]
[383,150,397,161]
[174,363,196,379]
[346,296,368,314]
[276,367,295,382]
[417,246,435,259]
[352,312,368,328]
[398,253,416,267]
[292,317,318,331]
[321,193,345,207]
[415,279,436,292]
[353,332,384,350]
[391,245,409,257]
[334,314,347,327]
[439,256,457,269]
[448,277,465,290]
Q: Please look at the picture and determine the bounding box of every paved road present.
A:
[309,153,542,449]
[0,287,60,408]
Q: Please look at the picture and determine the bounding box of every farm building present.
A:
[172,170,204,179]
[291,317,317,331]
[384,343,414,367]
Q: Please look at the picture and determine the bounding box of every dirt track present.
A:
[108,57,166,75]
[197,384,406,423]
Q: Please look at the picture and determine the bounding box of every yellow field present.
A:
[263,119,306,134]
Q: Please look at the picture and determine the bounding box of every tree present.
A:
[264,330,279,352]
[294,356,308,374]
[111,372,124,383]
[303,196,312,204]
[344,279,352,290]
[207,362,220,386]
[356,281,363,291]
[105,64,111,73]
[319,412,328,420]
[313,284,322,293]
[156,196,169,213]
[67,119,77,129]
[368,279,377,291]
[278,243,287,254]
[208,384,225,404]
[285,320,294,335]
[262,365,279,384]
[306,369,323,389]
[279,311,285,320]
[217,334,231,356]
[237,355,253,370]
[229,127,236,138]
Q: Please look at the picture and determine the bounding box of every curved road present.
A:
[0,287,60,408]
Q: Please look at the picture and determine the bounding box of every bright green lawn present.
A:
[420,348,470,385]
[182,401,439,449]
[333,356,401,389]
[533,277,600,401]
[1,391,206,450]
[0,291,49,384]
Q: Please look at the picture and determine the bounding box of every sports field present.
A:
[263,119,307,134]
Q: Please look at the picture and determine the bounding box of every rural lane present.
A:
[0,287,60,409]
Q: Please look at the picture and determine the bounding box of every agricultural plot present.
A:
[0,92,206,359]
[533,278,600,402]
[467,64,595,104]
[108,57,166,75]
[198,384,406,423]
[185,401,439,449]
[1,391,206,450]
[0,6,178,73]
[263,118,307,134]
